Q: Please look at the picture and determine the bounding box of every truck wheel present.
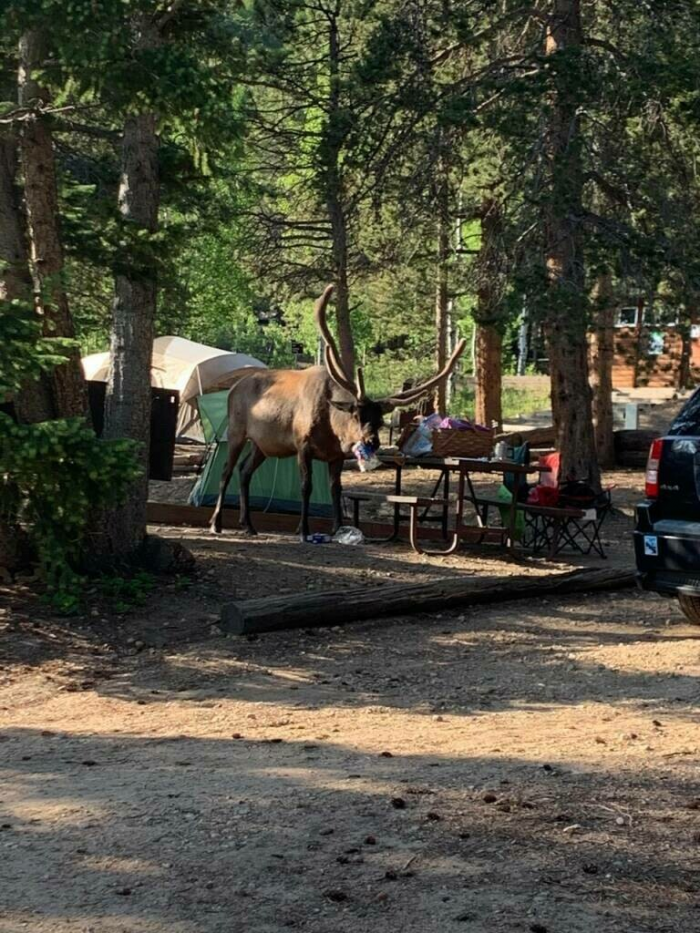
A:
[677,594,700,625]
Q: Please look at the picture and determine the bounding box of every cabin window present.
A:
[614,305,678,328]
[615,307,638,327]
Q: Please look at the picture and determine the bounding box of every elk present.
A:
[210,284,466,540]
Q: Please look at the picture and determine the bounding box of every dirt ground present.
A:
[2,468,699,933]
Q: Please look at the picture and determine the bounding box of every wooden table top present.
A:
[378,452,549,475]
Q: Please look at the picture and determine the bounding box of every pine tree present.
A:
[18,27,88,419]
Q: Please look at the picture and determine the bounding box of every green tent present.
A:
[189,391,333,516]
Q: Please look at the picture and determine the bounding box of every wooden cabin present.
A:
[612,306,700,389]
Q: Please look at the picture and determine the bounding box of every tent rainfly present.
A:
[81,336,266,440]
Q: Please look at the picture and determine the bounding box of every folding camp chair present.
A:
[521,453,612,558]
[557,487,612,558]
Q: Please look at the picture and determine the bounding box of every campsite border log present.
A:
[220,567,636,635]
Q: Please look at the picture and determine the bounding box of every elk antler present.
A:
[315,284,367,400]
[379,338,468,409]
[323,345,357,397]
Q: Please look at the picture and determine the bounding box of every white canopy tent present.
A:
[82,336,266,440]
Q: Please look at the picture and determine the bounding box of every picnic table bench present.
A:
[344,454,545,556]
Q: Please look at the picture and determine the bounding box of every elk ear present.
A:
[379,400,396,414]
[330,399,357,414]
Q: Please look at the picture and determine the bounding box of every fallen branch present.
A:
[220,566,636,636]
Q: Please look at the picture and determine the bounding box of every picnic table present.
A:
[346,453,546,556]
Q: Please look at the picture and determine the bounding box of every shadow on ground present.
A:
[1,728,697,933]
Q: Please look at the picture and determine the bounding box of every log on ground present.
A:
[220,567,635,635]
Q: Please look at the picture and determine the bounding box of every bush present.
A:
[0,415,141,594]
[0,303,141,601]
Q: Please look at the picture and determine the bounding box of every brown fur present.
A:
[224,367,372,460]
[209,367,375,539]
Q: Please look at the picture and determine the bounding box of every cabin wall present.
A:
[611,327,700,389]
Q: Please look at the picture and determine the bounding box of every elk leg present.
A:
[298,448,314,542]
[328,457,344,533]
[239,443,266,536]
[210,439,246,534]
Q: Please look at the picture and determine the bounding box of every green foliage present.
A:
[0,415,141,591]
[363,354,436,399]
[96,570,155,613]
[1,299,140,598]
[449,385,551,422]
[0,301,74,397]
[165,229,295,366]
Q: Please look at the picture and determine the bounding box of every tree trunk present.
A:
[0,68,35,570]
[0,96,31,304]
[1,61,53,425]
[516,306,529,376]
[678,304,693,389]
[589,270,615,468]
[100,18,161,557]
[631,294,646,388]
[18,29,88,420]
[434,163,450,413]
[325,13,354,374]
[474,326,502,428]
[474,197,503,429]
[543,1,600,489]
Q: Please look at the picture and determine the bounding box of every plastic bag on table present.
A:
[401,413,443,458]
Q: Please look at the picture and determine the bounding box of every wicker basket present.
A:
[431,427,494,458]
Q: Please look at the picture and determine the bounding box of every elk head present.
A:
[314,284,467,453]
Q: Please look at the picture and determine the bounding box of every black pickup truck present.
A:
[635,389,700,624]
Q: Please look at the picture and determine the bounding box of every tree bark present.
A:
[474,198,503,429]
[0,98,31,304]
[677,305,693,389]
[543,1,600,489]
[18,29,88,420]
[101,16,161,557]
[329,215,353,373]
[0,61,53,425]
[589,270,615,468]
[631,294,646,389]
[0,67,35,570]
[325,12,354,374]
[434,159,450,413]
[474,326,502,428]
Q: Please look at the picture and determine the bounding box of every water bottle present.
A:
[494,440,508,460]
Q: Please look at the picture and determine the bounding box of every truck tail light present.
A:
[645,438,664,498]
